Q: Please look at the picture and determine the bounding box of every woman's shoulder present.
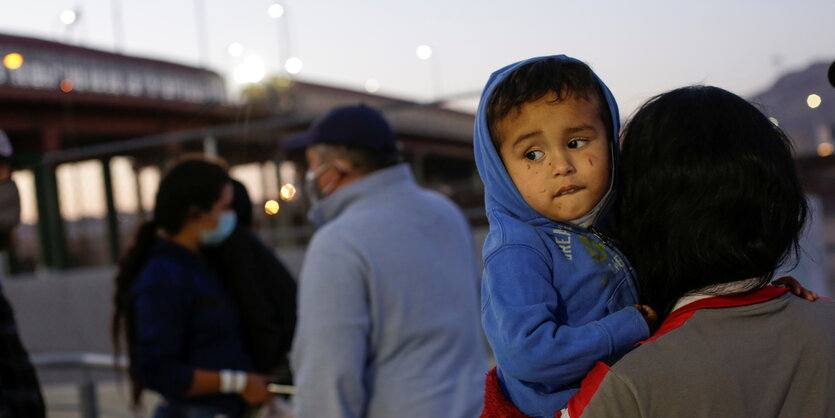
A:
[132,251,193,294]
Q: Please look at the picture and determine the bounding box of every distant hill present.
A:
[750,61,835,156]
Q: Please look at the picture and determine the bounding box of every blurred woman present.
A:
[112,158,270,418]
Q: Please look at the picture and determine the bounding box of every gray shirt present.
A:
[572,287,835,417]
[291,164,487,418]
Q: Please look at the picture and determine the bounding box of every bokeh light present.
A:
[227,42,244,57]
[416,44,432,60]
[364,79,380,93]
[285,57,303,74]
[60,79,74,93]
[268,3,285,18]
[807,94,822,109]
[279,184,297,201]
[233,56,266,84]
[818,142,833,157]
[60,10,78,25]
[3,53,23,70]
[265,200,280,215]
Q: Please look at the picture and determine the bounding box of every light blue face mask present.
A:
[201,211,237,246]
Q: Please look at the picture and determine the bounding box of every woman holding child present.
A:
[477,54,833,417]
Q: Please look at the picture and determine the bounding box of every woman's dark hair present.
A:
[230,179,253,229]
[111,158,230,407]
[618,86,807,317]
[486,57,613,146]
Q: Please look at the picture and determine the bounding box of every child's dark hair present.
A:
[111,158,230,407]
[618,86,807,317]
[486,57,613,146]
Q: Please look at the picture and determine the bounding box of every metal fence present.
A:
[32,352,297,418]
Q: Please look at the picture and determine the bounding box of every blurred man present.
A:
[286,105,487,418]
[0,129,45,417]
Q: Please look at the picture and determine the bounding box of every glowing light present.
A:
[768,117,779,126]
[60,10,78,25]
[227,42,244,57]
[364,79,380,93]
[807,94,822,109]
[265,200,280,215]
[279,184,297,201]
[818,142,834,157]
[268,3,285,18]
[416,44,433,60]
[284,57,303,74]
[3,53,23,70]
[60,79,74,93]
[233,56,266,84]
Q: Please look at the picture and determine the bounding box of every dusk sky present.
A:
[3,1,834,223]
[2,0,833,116]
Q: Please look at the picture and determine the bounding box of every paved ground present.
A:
[42,381,159,418]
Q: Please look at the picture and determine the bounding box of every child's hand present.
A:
[633,304,659,334]
[772,276,818,301]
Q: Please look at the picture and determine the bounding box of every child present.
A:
[474,55,656,417]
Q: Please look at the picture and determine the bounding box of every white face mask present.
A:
[304,163,341,205]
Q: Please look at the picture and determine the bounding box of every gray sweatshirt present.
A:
[291,164,487,418]
[568,286,835,417]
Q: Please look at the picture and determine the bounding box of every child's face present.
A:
[496,92,610,222]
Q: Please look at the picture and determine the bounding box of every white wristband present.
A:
[220,369,234,393]
[233,371,248,393]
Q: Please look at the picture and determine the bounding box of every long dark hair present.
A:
[112,158,229,406]
[617,86,808,317]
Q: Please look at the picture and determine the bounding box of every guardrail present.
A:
[31,352,296,418]
[31,352,131,418]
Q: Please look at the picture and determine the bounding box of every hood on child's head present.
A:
[473,54,621,225]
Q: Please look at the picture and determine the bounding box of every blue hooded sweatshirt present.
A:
[474,55,649,417]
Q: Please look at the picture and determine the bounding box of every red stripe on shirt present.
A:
[566,361,611,417]
[566,285,790,416]
[642,285,790,344]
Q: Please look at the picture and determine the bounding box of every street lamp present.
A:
[227,42,244,57]
[268,3,285,18]
[60,8,81,43]
[416,44,441,99]
[818,142,833,157]
[416,44,432,60]
[233,56,266,84]
[285,57,303,75]
[364,79,380,93]
[2,53,24,70]
[807,94,822,109]
[60,9,78,25]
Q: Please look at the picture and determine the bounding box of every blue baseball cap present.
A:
[283,104,396,151]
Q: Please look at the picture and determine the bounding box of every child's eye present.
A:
[567,138,589,149]
[524,150,545,161]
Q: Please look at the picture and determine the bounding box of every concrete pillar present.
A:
[101,157,120,263]
[131,160,146,222]
[34,161,68,269]
[203,135,218,157]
